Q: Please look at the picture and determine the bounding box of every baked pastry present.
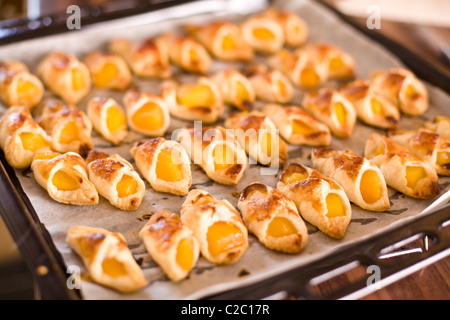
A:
[157,33,211,74]
[303,43,355,80]
[311,147,390,212]
[259,7,308,48]
[424,115,450,141]
[302,88,356,138]
[185,21,253,61]
[0,60,44,109]
[175,126,247,185]
[66,225,148,293]
[87,97,127,145]
[123,89,170,137]
[388,128,450,176]
[268,49,327,89]
[37,100,93,156]
[0,106,51,169]
[139,209,200,282]
[37,52,91,104]
[240,13,285,54]
[370,68,428,116]
[130,137,192,196]
[262,103,331,146]
[276,162,351,239]
[339,79,400,129]
[86,150,145,210]
[83,51,132,90]
[237,182,308,254]
[109,37,170,79]
[224,110,287,167]
[364,133,440,199]
[211,69,255,111]
[160,77,223,123]
[180,189,248,264]
[31,151,98,205]
[246,64,294,104]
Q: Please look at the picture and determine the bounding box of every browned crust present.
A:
[145,210,184,250]
[131,137,164,164]
[88,157,124,182]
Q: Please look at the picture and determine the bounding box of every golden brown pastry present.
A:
[302,88,356,138]
[66,225,148,293]
[175,126,247,185]
[0,60,44,109]
[87,97,127,145]
[424,115,450,141]
[303,43,355,80]
[123,89,170,137]
[83,51,132,90]
[109,37,170,79]
[259,7,308,48]
[246,64,294,104]
[157,33,211,74]
[370,68,428,116]
[237,182,308,254]
[388,128,450,176]
[130,137,192,196]
[31,151,98,205]
[185,21,253,61]
[311,147,390,212]
[37,100,93,156]
[160,77,223,123]
[0,106,51,169]
[262,103,331,146]
[86,150,145,210]
[37,52,91,104]
[240,13,285,54]
[339,79,400,129]
[364,133,439,199]
[139,209,200,282]
[180,189,248,264]
[268,49,327,89]
[211,69,255,111]
[276,162,352,239]
[223,110,287,167]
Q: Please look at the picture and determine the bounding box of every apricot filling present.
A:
[404,84,418,99]
[35,151,60,160]
[374,143,385,156]
[405,166,427,189]
[325,193,345,218]
[177,84,215,108]
[156,149,183,182]
[360,170,382,204]
[329,57,344,72]
[59,121,80,144]
[213,144,236,170]
[282,172,308,185]
[436,151,450,166]
[334,102,347,125]
[222,34,236,51]
[72,68,86,91]
[106,105,127,134]
[252,28,276,40]
[292,119,315,135]
[93,63,118,88]
[17,79,39,103]
[52,170,81,191]
[299,68,320,88]
[116,175,138,198]
[102,257,128,278]
[236,81,250,103]
[176,238,195,271]
[370,98,385,116]
[277,79,287,98]
[260,132,273,157]
[207,221,245,257]
[131,102,164,131]
[266,217,297,238]
[20,132,48,152]
[435,115,450,123]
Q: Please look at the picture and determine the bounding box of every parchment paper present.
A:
[1,0,449,300]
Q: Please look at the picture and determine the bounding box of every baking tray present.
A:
[0,0,449,300]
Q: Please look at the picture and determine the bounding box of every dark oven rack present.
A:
[0,0,449,300]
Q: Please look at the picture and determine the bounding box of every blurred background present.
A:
[0,0,448,299]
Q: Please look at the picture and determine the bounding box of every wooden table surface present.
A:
[318,0,450,300]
